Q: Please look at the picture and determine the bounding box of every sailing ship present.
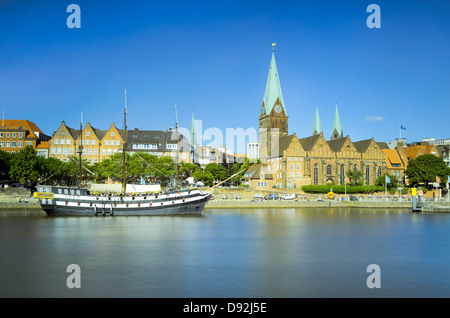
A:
[34,91,210,216]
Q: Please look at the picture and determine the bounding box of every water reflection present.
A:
[1,207,450,297]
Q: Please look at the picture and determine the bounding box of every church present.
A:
[247,47,387,189]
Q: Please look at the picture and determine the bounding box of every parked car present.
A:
[264,193,279,200]
[349,195,358,201]
[281,193,296,200]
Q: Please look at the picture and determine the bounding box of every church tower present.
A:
[330,102,343,140]
[259,45,288,159]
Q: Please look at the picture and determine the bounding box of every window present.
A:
[113,149,117,154]
[54,139,59,144]
[6,133,9,138]
[86,131,90,137]
[260,173,264,179]
[82,149,86,155]
[116,140,120,146]
[290,172,294,178]
[57,148,62,154]
[167,144,177,150]
[69,148,73,155]
[5,141,10,147]
[0,141,3,147]
[0,133,3,138]
[102,149,106,155]
[314,163,319,185]
[66,139,70,145]
[86,140,90,145]
[110,140,115,146]
[327,165,332,175]
[60,139,65,145]
[19,133,22,138]
[297,172,300,178]
[297,164,300,170]
[366,166,370,185]
[378,167,382,177]
[63,148,67,155]
[51,148,56,155]
[107,149,111,155]
[88,149,92,155]
[290,164,294,170]
[27,141,32,146]
[94,149,98,155]
[94,158,98,163]
[105,140,109,145]
[88,159,92,164]
[92,140,96,146]
[111,132,115,137]
[12,133,16,138]
[11,141,16,147]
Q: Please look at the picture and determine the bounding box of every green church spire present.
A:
[331,101,343,140]
[312,105,322,135]
[262,45,286,115]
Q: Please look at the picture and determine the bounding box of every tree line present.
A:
[0,146,257,190]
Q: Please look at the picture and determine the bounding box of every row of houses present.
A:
[0,119,243,167]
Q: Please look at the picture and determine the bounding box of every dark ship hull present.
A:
[35,186,210,216]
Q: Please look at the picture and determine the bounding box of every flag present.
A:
[400,125,406,130]
[108,176,113,184]
[345,176,350,183]
[141,176,146,185]
[385,175,391,184]
[436,175,441,183]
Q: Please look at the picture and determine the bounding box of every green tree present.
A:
[204,163,229,181]
[179,162,201,178]
[192,169,214,187]
[346,169,363,186]
[375,172,399,189]
[0,150,14,180]
[405,154,450,186]
[9,146,41,190]
[230,158,254,186]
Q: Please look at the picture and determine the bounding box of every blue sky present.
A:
[1,0,449,152]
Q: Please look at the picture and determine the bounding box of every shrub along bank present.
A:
[301,185,385,194]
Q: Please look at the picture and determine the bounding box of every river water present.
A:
[1,207,450,298]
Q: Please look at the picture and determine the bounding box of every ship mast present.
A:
[122,89,128,195]
[79,112,83,187]
[175,104,180,189]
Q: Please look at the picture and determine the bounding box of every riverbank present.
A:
[0,187,445,211]
[204,198,412,209]
[0,188,40,209]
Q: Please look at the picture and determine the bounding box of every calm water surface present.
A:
[1,207,450,298]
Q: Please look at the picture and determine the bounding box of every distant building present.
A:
[422,137,450,146]
[247,142,259,161]
[127,127,191,163]
[0,119,50,154]
[49,122,191,164]
[387,138,407,149]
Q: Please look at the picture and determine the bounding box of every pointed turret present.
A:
[312,106,322,136]
[262,46,286,116]
[331,102,343,140]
